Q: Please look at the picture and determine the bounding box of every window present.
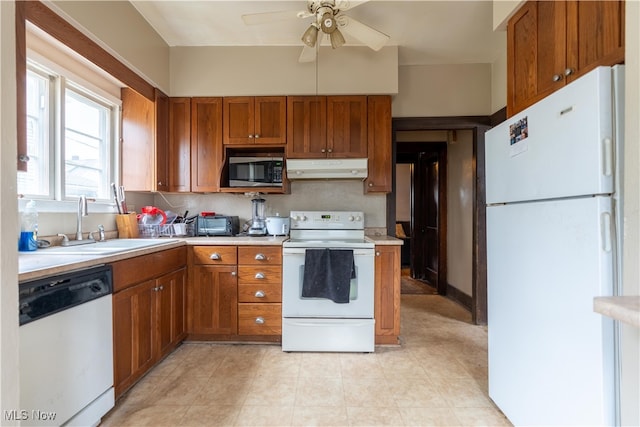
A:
[18,61,118,202]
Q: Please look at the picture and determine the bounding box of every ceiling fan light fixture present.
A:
[330,28,345,49]
[320,12,336,33]
[301,24,319,47]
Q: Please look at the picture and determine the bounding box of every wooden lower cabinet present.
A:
[113,266,186,398]
[188,264,238,335]
[374,245,401,344]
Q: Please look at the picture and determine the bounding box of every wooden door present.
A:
[254,96,286,144]
[188,265,238,335]
[191,97,223,192]
[507,1,566,116]
[224,97,254,145]
[112,279,156,398]
[327,96,367,158]
[155,89,169,192]
[286,96,327,158]
[155,268,186,358]
[168,97,191,192]
[566,0,625,82]
[121,88,155,191]
[365,95,392,193]
[374,245,400,344]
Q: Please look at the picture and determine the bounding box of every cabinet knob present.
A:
[255,134,260,139]
[157,181,163,186]
[321,148,326,153]
[376,251,381,256]
[255,317,265,325]
[552,74,563,82]
[327,148,332,153]
[231,271,237,276]
[368,182,374,187]
[255,290,265,298]
[210,253,221,260]
[159,285,164,291]
[255,272,265,279]
[248,134,254,138]
[255,253,266,260]
[564,68,574,76]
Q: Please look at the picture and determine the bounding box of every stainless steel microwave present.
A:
[228,157,283,187]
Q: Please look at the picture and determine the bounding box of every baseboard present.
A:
[446,283,472,311]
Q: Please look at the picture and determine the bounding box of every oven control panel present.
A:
[289,211,364,230]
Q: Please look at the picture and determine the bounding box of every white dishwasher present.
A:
[19,265,114,427]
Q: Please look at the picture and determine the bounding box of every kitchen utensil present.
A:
[248,197,267,236]
[137,206,167,225]
[266,214,290,236]
[118,186,128,214]
[111,183,122,214]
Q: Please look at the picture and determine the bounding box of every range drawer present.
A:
[237,266,281,284]
[238,283,282,303]
[238,303,282,335]
[238,246,282,265]
[191,246,237,265]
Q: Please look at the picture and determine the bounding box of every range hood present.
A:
[286,158,368,180]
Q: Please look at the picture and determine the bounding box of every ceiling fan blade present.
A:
[336,15,389,51]
[298,45,317,63]
[242,9,312,26]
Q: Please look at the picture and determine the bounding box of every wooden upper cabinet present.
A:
[327,96,368,158]
[507,0,624,116]
[155,89,170,192]
[224,96,286,145]
[565,0,625,82]
[121,87,155,191]
[365,95,392,193]
[287,96,327,158]
[168,97,191,192]
[191,97,223,192]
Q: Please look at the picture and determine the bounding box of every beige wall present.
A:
[393,64,493,117]
[492,0,525,31]
[170,45,398,96]
[50,0,170,92]
[0,0,20,419]
[446,130,474,297]
[491,47,508,114]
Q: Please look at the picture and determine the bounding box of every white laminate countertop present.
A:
[593,296,640,328]
[18,235,399,282]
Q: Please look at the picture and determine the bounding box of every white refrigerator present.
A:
[485,65,624,426]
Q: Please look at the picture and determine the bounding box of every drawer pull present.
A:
[231,271,237,276]
[255,253,266,261]
[210,253,221,260]
[255,272,265,279]
[255,290,266,298]
[255,317,265,325]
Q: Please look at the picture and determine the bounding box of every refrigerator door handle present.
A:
[603,138,613,177]
[601,212,612,252]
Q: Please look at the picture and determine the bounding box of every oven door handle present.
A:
[283,249,374,256]
[285,320,373,327]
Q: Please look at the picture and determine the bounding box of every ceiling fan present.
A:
[242,0,390,62]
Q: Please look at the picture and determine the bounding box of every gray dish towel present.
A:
[302,249,356,303]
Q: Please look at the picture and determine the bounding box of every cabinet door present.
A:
[113,279,156,398]
[374,245,400,344]
[365,96,392,193]
[286,96,327,158]
[168,97,191,192]
[156,268,186,358]
[507,1,566,116]
[224,97,254,145]
[155,89,170,192]
[121,88,155,191]
[188,265,238,335]
[327,96,367,158]
[191,97,223,192]
[566,0,625,83]
[254,96,286,144]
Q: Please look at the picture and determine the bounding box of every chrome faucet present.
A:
[76,195,88,241]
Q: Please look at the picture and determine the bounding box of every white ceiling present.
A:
[130,0,505,66]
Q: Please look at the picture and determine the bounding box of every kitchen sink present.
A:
[28,238,179,255]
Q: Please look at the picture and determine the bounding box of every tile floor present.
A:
[101,295,511,426]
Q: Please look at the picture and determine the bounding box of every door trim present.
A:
[389,116,491,325]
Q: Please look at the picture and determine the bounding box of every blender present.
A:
[248,197,267,236]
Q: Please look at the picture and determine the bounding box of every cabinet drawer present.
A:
[238,304,282,335]
[237,266,281,284]
[238,283,282,303]
[112,247,186,292]
[191,246,237,265]
[238,246,282,265]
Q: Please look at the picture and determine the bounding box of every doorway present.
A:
[387,117,492,325]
